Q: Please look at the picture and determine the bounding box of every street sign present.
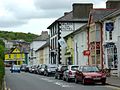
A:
[105,22,114,31]
[83,50,90,56]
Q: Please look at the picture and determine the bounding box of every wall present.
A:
[74,29,88,66]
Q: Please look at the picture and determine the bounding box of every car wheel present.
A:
[75,77,78,83]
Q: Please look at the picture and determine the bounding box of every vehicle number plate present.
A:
[93,78,101,80]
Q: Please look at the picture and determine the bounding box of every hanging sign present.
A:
[83,50,90,56]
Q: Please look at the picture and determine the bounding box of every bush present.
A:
[0,59,5,90]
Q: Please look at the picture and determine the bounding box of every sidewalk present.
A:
[106,76,120,88]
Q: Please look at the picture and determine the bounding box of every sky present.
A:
[0,0,107,35]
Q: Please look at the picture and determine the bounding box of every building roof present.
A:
[5,46,28,54]
[47,11,88,29]
[90,8,117,22]
[33,33,49,41]
[35,40,49,52]
[101,9,120,21]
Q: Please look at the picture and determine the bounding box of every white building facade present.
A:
[102,9,120,77]
[73,25,88,66]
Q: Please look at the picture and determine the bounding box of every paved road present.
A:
[5,68,120,90]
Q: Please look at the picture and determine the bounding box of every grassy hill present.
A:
[0,31,39,42]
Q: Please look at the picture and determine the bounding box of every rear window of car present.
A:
[71,66,79,71]
[82,66,99,72]
[61,66,67,71]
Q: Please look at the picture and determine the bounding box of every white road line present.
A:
[54,82,74,88]
[41,78,74,88]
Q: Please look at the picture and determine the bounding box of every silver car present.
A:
[38,64,46,75]
[44,64,58,76]
[63,65,79,82]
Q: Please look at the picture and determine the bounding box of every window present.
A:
[109,31,112,40]
[9,54,11,58]
[14,54,17,59]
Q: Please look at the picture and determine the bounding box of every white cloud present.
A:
[0,0,107,34]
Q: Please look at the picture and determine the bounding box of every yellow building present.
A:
[5,47,25,65]
[64,35,74,65]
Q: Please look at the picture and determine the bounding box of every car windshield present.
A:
[71,66,79,71]
[12,65,20,69]
[82,66,99,72]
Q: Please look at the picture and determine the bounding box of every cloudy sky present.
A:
[0,0,107,35]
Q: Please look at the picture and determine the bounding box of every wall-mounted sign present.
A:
[83,50,90,56]
[59,22,73,31]
[105,22,114,31]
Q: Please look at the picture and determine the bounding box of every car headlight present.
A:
[47,69,50,72]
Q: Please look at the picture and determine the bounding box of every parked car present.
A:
[63,65,79,82]
[74,66,106,85]
[20,64,27,71]
[24,65,31,72]
[55,65,68,79]
[29,65,35,73]
[38,64,46,75]
[44,64,58,76]
[10,65,21,73]
[36,64,42,74]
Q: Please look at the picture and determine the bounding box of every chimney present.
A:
[41,31,48,35]
[73,3,93,19]
[106,0,120,9]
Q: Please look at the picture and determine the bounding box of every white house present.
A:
[102,9,120,77]
[73,25,88,66]
[29,31,49,65]
[35,40,49,65]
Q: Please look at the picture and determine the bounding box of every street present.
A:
[5,68,119,90]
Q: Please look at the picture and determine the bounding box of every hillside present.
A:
[0,31,39,42]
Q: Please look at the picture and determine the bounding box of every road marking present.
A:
[41,78,54,82]
[105,85,120,90]
[41,78,74,88]
[54,82,74,88]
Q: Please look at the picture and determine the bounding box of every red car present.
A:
[75,66,106,85]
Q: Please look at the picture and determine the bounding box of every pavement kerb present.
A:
[106,82,120,88]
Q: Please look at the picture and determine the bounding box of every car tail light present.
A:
[69,71,72,75]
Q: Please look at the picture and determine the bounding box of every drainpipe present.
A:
[100,22,104,69]
[87,26,90,65]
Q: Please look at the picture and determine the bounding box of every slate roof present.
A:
[90,8,117,22]
[35,40,49,52]
[5,46,28,54]
[47,11,88,29]
[101,9,120,21]
[34,35,49,41]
